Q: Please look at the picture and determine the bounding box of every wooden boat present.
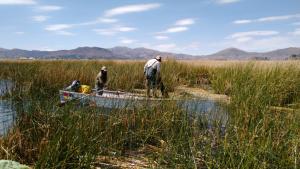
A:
[58,90,226,119]
[59,90,173,109]
[59,89,228,129]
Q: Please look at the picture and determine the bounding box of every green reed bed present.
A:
[1,100,206,168]
[0,60,299,168]
[209,63,300,168]
[0,60,210,98]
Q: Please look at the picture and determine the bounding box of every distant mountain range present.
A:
[0,46,299,60]
[206,47,300,60]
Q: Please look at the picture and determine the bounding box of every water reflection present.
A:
[0,100,16,135]
[0,80,15,136]
[86,96,228,132]
[0,80,13,96]
[0,79,228,136]
[180,99,228,128]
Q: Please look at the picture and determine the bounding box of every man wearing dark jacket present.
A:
[95,66,108,95]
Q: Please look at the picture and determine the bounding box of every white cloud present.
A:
[157,18,194,35]
[234,14,300,24]
[45,24,74,36]
[32,15,49,22]
[15,31,24,35]
[98,18,118,23]
[154,35,168,40]
[215,0,240,4]
[236,36,299,51]
[75,18,118,26]
[104,3,161,17]
[117,26,136,32]
[210,33,300,53]
[155,43,176,51]
[45,17,119,35]
[258,14,300,22]
[45,24,73,31]
[175,18,195,26]
[228,31,279,39]
[120,38,136,44]
[224,31,283,49]
[0,0,36,5]
[93,26,136,36]
[138,42,203,55]
[163,26,188,33]
[233,20,252,24]
[233,20,251,24]
[37,5,63,12]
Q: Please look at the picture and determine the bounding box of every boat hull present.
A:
[59,90,168,109]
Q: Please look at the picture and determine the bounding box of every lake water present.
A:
[0,79,228,136]
[180,99,228,129]
[68,90,228,130]
[0,80,13,96]
[0,80,15,136]
[0,100,15,135]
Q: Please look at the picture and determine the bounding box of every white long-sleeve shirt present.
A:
[144,59,161,75]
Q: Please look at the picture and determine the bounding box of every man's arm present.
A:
[65,85,72,91]
[144,63,148,75]
[96,72,103,83]
[155,62,161,80]
[156,62,161,73]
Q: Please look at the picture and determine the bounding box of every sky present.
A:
[0,0,300,55]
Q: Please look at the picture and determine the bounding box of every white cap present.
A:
[155,55,162,61]
[101,66,107,71]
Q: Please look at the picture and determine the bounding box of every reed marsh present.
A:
[0,60,299,168]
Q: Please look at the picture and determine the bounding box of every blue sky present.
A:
[0,0,300,55]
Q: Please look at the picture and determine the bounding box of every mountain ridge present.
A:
[0,46,299,60]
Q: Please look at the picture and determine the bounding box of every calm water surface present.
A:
[0,80,15,136]
[0,79,228,135]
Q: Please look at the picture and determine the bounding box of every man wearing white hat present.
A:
[144,55,162,97]
[95,66,108,95]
